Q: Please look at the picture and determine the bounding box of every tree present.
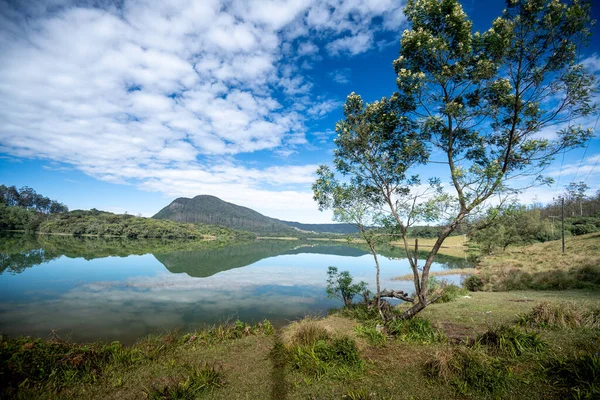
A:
[314,0,596,319]
[325,266,368,308]
[564,181,588,216]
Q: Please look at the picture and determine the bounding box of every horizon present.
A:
[1,0,599,224]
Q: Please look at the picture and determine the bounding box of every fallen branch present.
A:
[379,289,414,303]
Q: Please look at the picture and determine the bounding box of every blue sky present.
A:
[0,0,599,223]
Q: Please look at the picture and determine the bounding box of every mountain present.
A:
[152,195,296,235]
[152,195,358,235]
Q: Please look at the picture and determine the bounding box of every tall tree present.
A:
[314,0,596,319]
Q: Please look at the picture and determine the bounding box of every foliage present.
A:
[0,185,68,214]
[288,336,363,380]
[545,354,600,399]
[37,209,254,241]
[517,302,600,330]
[435,284,469,303]
[476,325,547,356]
[326,266,368,307]
[424,346,511,396]
[387,317,446,344]
[143,364,225,399]
[463,274,484,292]
[354,324,387,347]
[313,0,596,320]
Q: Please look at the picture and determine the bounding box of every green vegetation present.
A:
[466,232,600,292]
[38,209,255,241]
[313,0,595,319]
[0,185,68,232]
[517,302,600,330]
[325,266,368,307]
[476,325,548,357]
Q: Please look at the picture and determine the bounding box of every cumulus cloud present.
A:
[0,0,408,222]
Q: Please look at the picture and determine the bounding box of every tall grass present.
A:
[517,302,600,329]
[387,317,446,344]
[424,346,510,396]
[143,364,224,399]
[476,325,548,356]
[545,354,600,399]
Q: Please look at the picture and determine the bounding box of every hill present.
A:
[153,195,296,235]
[38,209,255,241]
[152,195,356,235]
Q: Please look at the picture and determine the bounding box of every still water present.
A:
[0,235,471,344]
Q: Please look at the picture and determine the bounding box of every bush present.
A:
[354,324,387,347]
[545,354,600,399]
[476,325,547,356]
[424,346,510,395]
[288,320,331,347]
[326,266,368,307]
[288,336,363,380]
[387,317,446,344]
[463,275,484,291]
[435,284,469,303]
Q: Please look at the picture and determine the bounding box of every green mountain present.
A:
[152,195,296,235]
[152,195,359,235]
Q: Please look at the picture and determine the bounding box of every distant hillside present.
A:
[152,195,357,235]
[275,220,358,234]
[152,195,296,235]
[39,209,255,241]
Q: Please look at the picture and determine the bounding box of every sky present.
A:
[0,0,599,223]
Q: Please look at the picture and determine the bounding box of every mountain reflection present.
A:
[0,233,472,277]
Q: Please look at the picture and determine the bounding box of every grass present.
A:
[517,301,600,329]
[476,325,548,356]
[2,291,600,399]
[469,232,600,291]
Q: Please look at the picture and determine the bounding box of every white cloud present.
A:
[0,0,409,223]
[326,32,374,56]
[329,68,352,84]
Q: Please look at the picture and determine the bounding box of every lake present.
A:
[0,234,472,344]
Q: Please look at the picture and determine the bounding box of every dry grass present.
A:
[281,315,359,348]
[478,232,600,274]
[518,301,600,329]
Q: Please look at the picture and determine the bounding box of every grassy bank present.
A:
[2,290,599,399]
[2,233,599,399]
[465,232,600,292]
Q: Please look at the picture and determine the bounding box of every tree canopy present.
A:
[314,0,597,320]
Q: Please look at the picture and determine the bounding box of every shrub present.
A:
[387,317,446,344]
[288,320,331,347]
[463,275,484,291]
[424,346,510,395]
[545,354,600,399]
[476,325,547,356]
[435,284,470,303]
[326,266,368,307]
[354,324,387,347]
[288,336,363,380]
[517,302,600,329]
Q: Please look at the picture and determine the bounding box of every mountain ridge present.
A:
[152,195,358,235]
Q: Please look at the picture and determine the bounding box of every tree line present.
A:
[0,185,68,214]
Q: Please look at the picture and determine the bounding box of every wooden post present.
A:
[561,197,565,254]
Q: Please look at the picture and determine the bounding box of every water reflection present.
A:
[0,234,472,344]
